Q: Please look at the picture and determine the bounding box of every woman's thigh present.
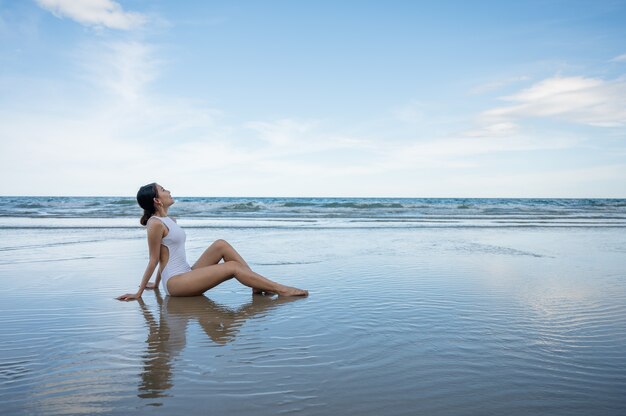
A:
[192,241,223,270]
[192,239,250,270]
[167,263,235,296]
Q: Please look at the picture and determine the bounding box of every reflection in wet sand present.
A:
[136,291,301,401]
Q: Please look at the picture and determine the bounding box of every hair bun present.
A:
[140,210,152,226]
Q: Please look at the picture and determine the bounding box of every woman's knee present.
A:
[213,239,230,250]
[223,260,242,275]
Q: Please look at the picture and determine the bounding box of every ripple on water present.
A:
[2,226,626,415]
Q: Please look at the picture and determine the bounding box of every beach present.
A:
[1,198,626,415]
[5,0,626,413]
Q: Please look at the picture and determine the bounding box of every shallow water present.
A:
[1,226,626,415]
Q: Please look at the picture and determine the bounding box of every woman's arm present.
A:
[117,220,164,301]
[146,269,162,289]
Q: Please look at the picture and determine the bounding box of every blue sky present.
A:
[1,0,625,197]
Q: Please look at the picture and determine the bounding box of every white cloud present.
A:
[469,76,530,95]
[79,40,159,102]
[245,119,317,147]
[482,75,626,127]
[610,53,626,62]
[377,134,577,172]
[0,35,227,196]
[35,0,147,30]
[244,118,369,155]
[464,122,520,138]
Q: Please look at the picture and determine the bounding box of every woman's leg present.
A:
[192,239,266,294]
[167,261,308,297]
[192,239,251,270]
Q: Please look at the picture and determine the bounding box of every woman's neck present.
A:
[155,206,169,217]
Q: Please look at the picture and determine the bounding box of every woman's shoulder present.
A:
[146,217,168,237]
[146,216,166,228]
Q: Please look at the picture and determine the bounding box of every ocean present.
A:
[1,196,625,228]
[1,196,625,415]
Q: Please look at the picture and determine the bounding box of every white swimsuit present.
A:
[151,216,192,295]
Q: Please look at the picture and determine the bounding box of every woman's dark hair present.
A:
[137,183,158,226]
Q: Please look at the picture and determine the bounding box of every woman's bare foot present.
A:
[276,286,308,297]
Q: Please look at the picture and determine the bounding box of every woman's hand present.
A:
[145,282,158,290]
[117,293,141,301]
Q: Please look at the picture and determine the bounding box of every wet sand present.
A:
[1,226,626,415]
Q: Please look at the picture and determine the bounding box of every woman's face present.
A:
[155,184,174,207]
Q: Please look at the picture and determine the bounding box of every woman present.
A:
[117,183,308,301]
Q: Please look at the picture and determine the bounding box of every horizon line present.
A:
[1,195,625,200]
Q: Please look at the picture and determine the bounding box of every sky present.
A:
[1,0,625,197]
